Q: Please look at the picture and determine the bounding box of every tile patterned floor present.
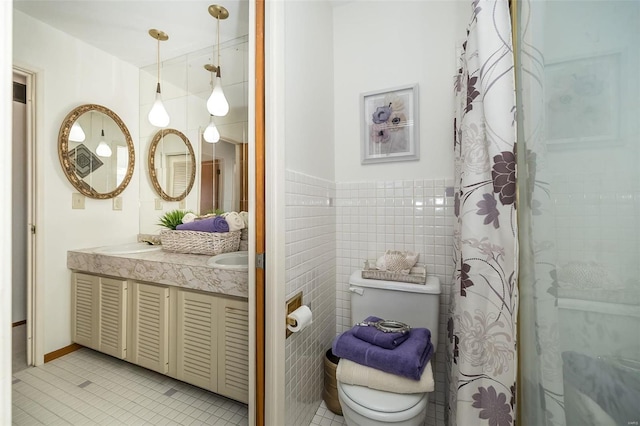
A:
[310,401,345,426]
[12,346,444,425]
[12,348,248,425]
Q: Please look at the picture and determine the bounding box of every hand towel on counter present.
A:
[352,316,410,349]
[332,328,433,381]
[175,216,229,233]
[337,358,434,394]
[222,212,245,231]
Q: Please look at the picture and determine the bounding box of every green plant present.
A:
[158,209,191,230]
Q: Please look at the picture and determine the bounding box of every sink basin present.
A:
[94,242,163,255]
[207,251,248,271]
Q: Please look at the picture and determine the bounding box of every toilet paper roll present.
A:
[287,305,313,333]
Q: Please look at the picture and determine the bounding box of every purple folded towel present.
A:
[211,216,229,232]
[332,327,433,380]
[176,216,229,233]
[352,316,410,349]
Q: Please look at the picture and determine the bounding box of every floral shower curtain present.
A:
[447,1,518,425]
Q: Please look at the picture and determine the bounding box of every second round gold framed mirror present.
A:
[148,128,196,202]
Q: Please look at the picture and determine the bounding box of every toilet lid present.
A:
[339,382,425,413]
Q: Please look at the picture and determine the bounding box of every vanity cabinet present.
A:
[71,273,127,359]
[217,297,250,402]
[130,282,170,374]
[174,289,250,403]
[71,272,248,403]
[176,289,218,391]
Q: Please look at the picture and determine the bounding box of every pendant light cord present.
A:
[217,16,221,77]
[157,36,161,87]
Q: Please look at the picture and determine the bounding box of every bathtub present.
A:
[557,296,640,358]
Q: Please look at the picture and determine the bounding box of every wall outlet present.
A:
[155,198,163,210]
[113,197,123,211]
[179,200,186,209]
[72,193,85,209]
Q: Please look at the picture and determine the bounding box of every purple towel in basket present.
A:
[332,327,433,380]
[352,316,410,349]
[176,216,229,232]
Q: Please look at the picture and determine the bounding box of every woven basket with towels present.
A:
[160,229,241,256]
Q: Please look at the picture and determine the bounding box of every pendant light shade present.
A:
[148,29,170,128]
[96,129,112,157]
[207,5,229,117]
[69,122,86,142]
[207,74,229,116]
[203,115,220,143]
[148,83,170,128]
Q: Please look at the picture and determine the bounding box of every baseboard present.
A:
[12,320,26,327]
[44,343,83,363]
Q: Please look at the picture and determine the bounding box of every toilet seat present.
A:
[337,382,427,422]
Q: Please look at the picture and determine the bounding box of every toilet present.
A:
[337,271,441,426]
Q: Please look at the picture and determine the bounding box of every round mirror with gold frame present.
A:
[58,104,135,199]
[148,128,196,202]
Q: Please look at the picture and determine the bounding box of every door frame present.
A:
[12,65,41,368]
[263,0,287,424]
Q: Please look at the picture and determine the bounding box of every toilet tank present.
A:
[348,270,441,349]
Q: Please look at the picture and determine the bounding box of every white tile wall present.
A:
[285,174,455,425]
[285,170,337,426]
[335,178,455,410]
[551,171,639,284]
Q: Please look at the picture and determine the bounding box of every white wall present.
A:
[333,1,468,182]
[542,1,640,281]
[280,1,336,425]
[13,10,140,355]
[284,0,335,181]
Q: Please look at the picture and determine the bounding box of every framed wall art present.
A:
[545,53,619,146]
[361,83,419,164]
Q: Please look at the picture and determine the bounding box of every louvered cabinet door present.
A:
[176,290,218,392]
[218,297,249,403]
[131,282,169,374]
[71,273,99,349]
[98,278,127,359]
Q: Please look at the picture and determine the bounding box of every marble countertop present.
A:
[67,246,248,298]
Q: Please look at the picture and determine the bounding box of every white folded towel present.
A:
[239,211,249,227]
[337,359,434,394]
[222,211,246,231]
[182,212,197,224]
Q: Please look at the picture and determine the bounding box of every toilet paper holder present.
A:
[286,291,308,338]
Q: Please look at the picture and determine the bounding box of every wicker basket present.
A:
[361,265,427,284]
[160,229,241,255]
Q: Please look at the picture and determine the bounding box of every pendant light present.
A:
[96,118,112,158]
[203,114,220,143]
[206,5,229,117]
[148,29,170,128]
[69,121,86,142]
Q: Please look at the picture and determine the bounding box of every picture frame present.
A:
[545,53,619,146]
[361,83,419,164]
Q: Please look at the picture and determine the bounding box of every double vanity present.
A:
[67,244,249,404]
